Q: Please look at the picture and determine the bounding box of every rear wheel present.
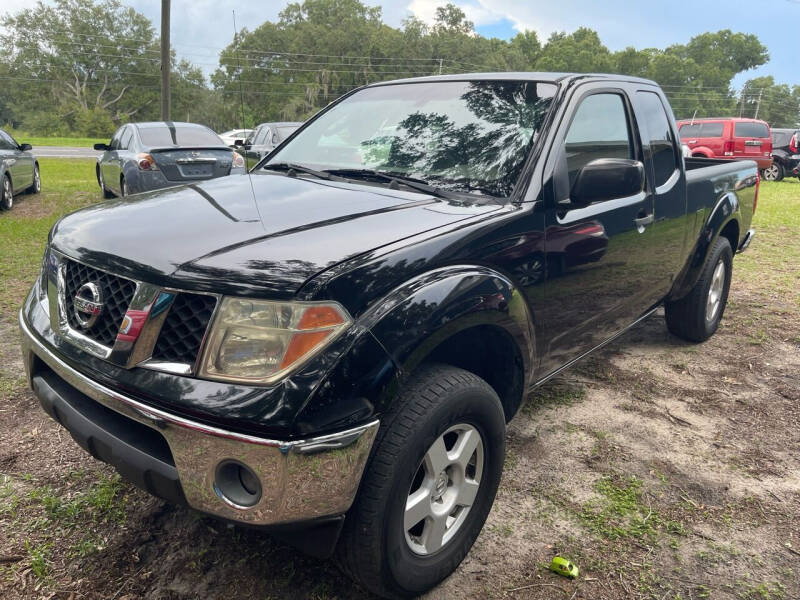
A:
[27,164,41,194]
[1,175,12,210]
[762,163,783,182]
[665,236,732,342]
[336,364,505,599]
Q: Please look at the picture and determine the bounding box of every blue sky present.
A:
[3,0,797,89]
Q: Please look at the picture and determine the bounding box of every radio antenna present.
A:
[232,10,263,227]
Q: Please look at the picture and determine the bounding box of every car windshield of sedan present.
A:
[267,80,557,198]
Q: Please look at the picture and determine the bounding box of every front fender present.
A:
[670,191,739,301]
[363,265,536,386]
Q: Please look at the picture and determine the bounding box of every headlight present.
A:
[198,298,351,384]
[232,151,245,169]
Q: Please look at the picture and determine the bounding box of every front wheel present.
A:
[336,364,505,599]
[1,175,12,210]
[665,236,732,342]
[762,163,783,182]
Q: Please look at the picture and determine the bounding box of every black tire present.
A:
[665,236,733,342]
[120,176,128,197]
[762,163,784,182]
[27,163,41,194]
[97,168,114,198]
[1,174,12,210]
[336,364,505,599]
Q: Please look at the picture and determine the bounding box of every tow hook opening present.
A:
[214,460,262,508]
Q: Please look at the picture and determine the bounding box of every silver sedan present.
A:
[94,122,247,197]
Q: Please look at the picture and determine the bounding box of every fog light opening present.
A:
[214,460,262,508]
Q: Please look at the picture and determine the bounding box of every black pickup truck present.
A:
[20,73,757,598]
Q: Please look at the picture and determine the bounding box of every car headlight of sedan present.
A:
[198,297,352,384]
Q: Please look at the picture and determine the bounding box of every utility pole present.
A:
[160,0,171,121]
[754,89,763,120]
[438,58,443,75]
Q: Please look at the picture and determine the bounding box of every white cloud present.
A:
[407,0,505,27]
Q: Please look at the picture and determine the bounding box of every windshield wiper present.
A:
[263,162,342,181]
[325,168,462,200]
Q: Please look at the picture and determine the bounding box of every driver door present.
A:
[538,87,659,374]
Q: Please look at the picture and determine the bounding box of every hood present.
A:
[51,170,501,298]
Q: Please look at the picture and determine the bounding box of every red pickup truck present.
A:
[677,117,773,170]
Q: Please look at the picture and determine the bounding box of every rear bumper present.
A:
[19,310,379,526]
[738,229,755,253]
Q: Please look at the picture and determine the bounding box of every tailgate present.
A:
[151,148,233,182]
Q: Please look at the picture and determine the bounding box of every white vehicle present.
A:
[218,128,253,147]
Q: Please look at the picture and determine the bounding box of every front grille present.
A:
[152,293,217,364]
[64,260,137,347]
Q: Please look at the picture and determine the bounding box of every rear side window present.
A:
[681,122,724,138]
[138,126,223,147]
[700,123,724,137]
[119,128,133,150]
[679,123,701,138]
[735,122,769,138]
[637,92,678,187]
[564,93,633,186]
[275,126,297,142]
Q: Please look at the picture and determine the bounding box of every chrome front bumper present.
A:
[19,310,379,526]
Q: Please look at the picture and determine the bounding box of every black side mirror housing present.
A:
[570,158,645,207]
[19,143,32,151]
[94,143,110,151]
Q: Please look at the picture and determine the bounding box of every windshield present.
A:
[138,126,223,147]
[267,80,557,197]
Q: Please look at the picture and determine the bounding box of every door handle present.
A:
[634,213,654,229]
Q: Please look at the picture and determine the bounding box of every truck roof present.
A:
[369,72,659,87]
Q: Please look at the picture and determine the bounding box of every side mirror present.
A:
[18,143,32,151]
[93,143,110,151]
[570,158,645,207]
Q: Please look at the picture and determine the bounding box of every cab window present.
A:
[637,91,678,187]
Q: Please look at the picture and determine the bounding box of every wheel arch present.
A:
[691,147,714,158]
[366,266,536,422]
[669,191,741,301]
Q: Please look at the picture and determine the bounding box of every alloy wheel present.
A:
[763,164,780,181]
[705,259,726,323]
[404,423,484,555]
[2,177,12,209]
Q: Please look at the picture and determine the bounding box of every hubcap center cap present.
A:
[432,471,449,500]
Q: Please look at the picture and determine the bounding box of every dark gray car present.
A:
[0,128,41,210]
[237,122,302,169]
[94,122,247,197]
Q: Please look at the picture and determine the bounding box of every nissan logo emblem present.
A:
[73,282,104,329]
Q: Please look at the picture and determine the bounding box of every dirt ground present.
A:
[1,183,799,599]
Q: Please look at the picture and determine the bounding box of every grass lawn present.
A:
[5,130,105,148]
[24,136,105,148]
[0,158,97,315]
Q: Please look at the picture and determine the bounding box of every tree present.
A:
[0,0,210,135]
[738,76,800,127]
